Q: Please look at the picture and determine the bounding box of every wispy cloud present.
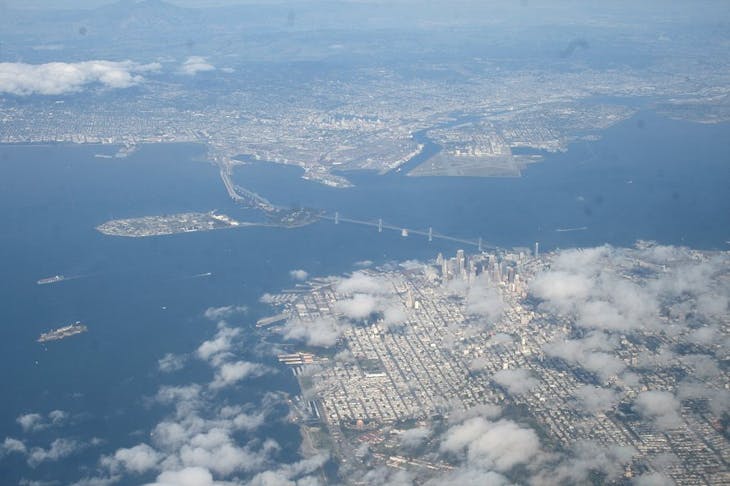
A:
[16,410,68,433]
[210,361,269,390]
[157,353,187,373]
[203,305,248,321]
[180,56,215,76]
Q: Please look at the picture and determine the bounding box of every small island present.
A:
[96,209,322,238]
[96,211,252,237]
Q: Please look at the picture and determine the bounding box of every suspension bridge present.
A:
[322,212,495,251]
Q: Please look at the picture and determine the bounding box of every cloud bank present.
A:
[0,60,159,96]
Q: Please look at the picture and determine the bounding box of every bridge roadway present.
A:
[217,163,495,249]
[219,167,278,212]
[319,213,496,250]
[219,167,243,201]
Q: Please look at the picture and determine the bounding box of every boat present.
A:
[37,275,65,285]
[37,321,87,343]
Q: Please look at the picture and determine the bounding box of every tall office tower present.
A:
[441,259,450,280]
[535,241,539,258]
[507,267,515,283]
[436,253,444,266]
[456,249,465,275]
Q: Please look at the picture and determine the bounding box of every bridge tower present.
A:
[428,227,433,242]
[378,219,383,233]
[334,212,339,224]
[478,237,482,252]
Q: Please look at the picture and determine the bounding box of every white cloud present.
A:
[447,404,502,424]
[686,326,719,345]
[679,354,721,379]
[677,380,730,416]
[530,270,593,308]
[181,57,215,76]
[531,441,636,486]
[204,305,248,321]
[27,438,81,467]
[381,304,407,328]
[335,271,392,296]
[3,436,82,467]
[492,368,539,395]
[90,319,318,486]
[246,454,328,486]
[358,466,415,486]
[16,410,68,433]
[440,417,540,472]
[151,467,215,486]
[335,293,378,320]
[425,469,511,486]
[210,361,269,390]
[530,246,660,333]
[70,476,121,486]
[0,60,159,96]
[465,276,504,322]
[289,269,309,281]
[101,443,161,474]
[17,414,44,433]
[1,437,27,456]
[196,325,241,365]
[259,293,276,304]
[176,438,278,476]
[543,333,626,382]
[48,410,68,425]
[634,391,682,430]
[572,385,621,413]
[400,427,431,450]
[222,407,266,432]
[155,385,203,409]
[280,317,346,347]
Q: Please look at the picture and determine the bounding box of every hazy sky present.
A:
[0,0,272,8]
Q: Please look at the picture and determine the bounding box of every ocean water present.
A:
[0,110,727,484]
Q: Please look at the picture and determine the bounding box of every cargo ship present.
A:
[37,275,65,285]
[37,322,87,343]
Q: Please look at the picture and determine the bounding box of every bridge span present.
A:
[321,213,495,251]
